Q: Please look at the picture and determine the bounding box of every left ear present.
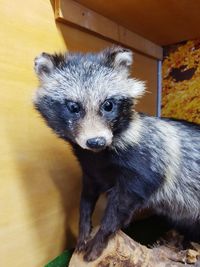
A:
[101,46,133,74]
[34,52,66,81]
[34,52,55,78]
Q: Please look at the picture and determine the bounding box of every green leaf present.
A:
[45,250,73,267]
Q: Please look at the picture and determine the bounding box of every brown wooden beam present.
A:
[55,0,163,60]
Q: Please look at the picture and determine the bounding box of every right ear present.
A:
[100,46,133,77]
[34,52,55,79]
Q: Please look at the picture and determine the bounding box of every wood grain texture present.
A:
[76,0,200,45]
[0,0,157,266]
[55,0,163,59]
[69,230,200,266]
[55,0,119,42]
[0,1,80,266]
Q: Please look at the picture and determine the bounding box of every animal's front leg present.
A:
[75,175,100,253]
[83,186,141,261]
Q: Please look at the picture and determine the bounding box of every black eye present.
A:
[66,101,80,114]
[102,100,114,112]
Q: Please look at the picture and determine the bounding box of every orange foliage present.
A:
[162,39,200,124]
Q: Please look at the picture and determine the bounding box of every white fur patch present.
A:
[156,121,181,185]
[105,77,146,100]
[128,79,146,99]
[34,54,54,77]
[114,51,133,68]
[147,121,199,221]
[112,113,143,150]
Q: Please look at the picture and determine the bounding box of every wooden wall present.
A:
[0,0,158,266]
[76,0,200,46]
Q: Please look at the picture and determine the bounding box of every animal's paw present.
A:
[83,237,106,262]
[75,236,90,253]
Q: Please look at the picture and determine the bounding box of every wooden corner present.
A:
[55,0,163,60]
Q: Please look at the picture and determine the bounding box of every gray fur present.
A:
[112,113,200,223]
[131,117,199,222]
[34,47,145,105]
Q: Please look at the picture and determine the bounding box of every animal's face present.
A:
[34,46,145,151]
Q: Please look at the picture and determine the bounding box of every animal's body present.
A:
[33,46,200,261]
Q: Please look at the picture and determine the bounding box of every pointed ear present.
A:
[34,52,55,79]
[34,52,66,80]
[102,46,133,74]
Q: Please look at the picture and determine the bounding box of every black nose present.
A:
[86,137,106,149]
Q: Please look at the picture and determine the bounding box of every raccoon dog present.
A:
[33,46,200,261]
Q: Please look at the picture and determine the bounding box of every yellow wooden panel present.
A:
[0,0,157,266]
[0,1,80,266]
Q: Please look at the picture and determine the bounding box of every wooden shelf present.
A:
[55,0,163,60]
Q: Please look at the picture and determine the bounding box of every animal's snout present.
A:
[86,137,106,149]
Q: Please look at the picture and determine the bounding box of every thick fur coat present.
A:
[33,47,200,261]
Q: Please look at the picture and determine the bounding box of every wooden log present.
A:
[69,230,200,267]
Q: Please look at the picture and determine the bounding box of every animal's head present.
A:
[34,46,145,151]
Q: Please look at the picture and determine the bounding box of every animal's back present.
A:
[146,116,200,223]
